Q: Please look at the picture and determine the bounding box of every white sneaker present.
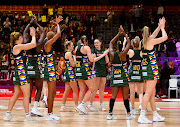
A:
[153,112,165,122]
[99,105,107,111]
[77,103,88,114]
[45,113,60,121]
[86,104,97,112]
[161,95,167,98]
[126,113,135,120]
[79,111,88,115]
[24,115,38,122]
[60,106,71,112]
[3,113,16,121]
[107,113,117,120]
[131,108,138,115]
[31,108,43,117]
[138,115,152,124]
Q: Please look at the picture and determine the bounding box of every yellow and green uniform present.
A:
[42,38,56,81]
[128,50,144,82]
[64,51,76,82]
[13,50,30,85]
[91,48,107,77]
[26,49,42,78]
[110,52,129,87]
[75,45,93,80]
[142,47,159,80]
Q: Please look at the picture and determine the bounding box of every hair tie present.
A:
[13,31,16,36]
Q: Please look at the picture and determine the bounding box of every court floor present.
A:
[0,99,180,127]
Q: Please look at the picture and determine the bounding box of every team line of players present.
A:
[3,16,168,124]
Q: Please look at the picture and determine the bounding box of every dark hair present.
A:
[117,41,123,52]
[81,35,87,44]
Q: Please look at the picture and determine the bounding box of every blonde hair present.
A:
[143,26,149,48]
[133,36,140,48]
[47,31,55,40]
[10,32,22,45]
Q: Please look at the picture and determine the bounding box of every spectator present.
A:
[3,17,11,31]
[157,4,164,18]
[107,8,114,26]
[4,67,13,80]
[161,61,176,98]
[160,62,170,98]
[57,57,66,81]
[90,15,99,34]
[2,51,9,70]
[166,38,176,57]
[89,27,97,44]
[42,4,48,16]
[176,39,180,57]
[133,5,143,30]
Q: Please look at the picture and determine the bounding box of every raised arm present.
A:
[50,16,63,32]
[13,27,36,55]
[150,17,168,45]
[149,18,161,40]
[109,27,122,61]
[44,23,61,52]
[93,49,109,62]
[85,46,94,62]
[23,18,34,44]
[33,17,45,51]
[120,26,131,56]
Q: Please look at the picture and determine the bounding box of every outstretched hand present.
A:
[119,25,125,34]
[30,27,36,36]
[159,17,166,29]
[55,16,63,24]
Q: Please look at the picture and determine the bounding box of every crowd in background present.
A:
[0,3,179,98]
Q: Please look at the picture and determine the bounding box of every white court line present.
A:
[162,99,180,101]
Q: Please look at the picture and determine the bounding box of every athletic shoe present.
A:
[107,113,117,120]
[86,104,97,112]
[42,99,48,108]
[153,112,165,122]
[131,108,139,115]
[99,105,107,111]
[3,113,16,121]
[60,106,71,112]
[126,113,135,120]
[24,115,38,122]
[75,107,79,112]
[77,103,88,114]
[31,108,43,117]
[79,111,88,115]
[45,113,60,121]
[161,95,167,98]
[37,102,40,107]
[138,115,152,124]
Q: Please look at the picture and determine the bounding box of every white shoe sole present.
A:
[153,118,165,122]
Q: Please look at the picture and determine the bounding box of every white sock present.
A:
[34,101,38,109]
[6,111,11,114]
[62,104,65,107]
[29,103,31,113]
[26,113,30,118]
[153,111,158,116]
[89,103,93,106]
[81,101,85,105]
[140,110,146,116]
[44,96,47,101]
